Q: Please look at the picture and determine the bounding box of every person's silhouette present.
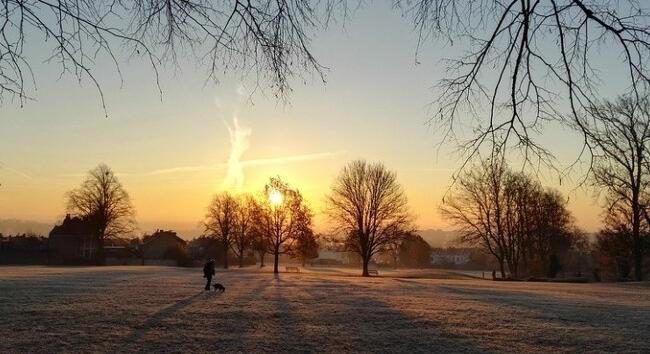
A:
[203,259,216,290]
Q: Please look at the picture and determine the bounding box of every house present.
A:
[312,248,362,266]
[104,238,141,265]
[430,248,471,266]
[48,214,96,264]
[142,230,187,265]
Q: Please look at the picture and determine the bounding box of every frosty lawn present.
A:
[1,266,648,353]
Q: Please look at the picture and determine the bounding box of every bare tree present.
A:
[6,2,649,139]
[402,1,650,169]
[291,230,320,267]
[529,189,575,277]
[251,231,269,268]
[440,158,511,278]
[441,158,574,278]
[253,176,313,274]
[595,221,635,279]
[204,191,239,269]
[231,193,257,268]
[326,160,413,277]
[398,232,432,269]
[385,236,402,269]
[66,164,136,264]
[1,0,344,111]
[577,96,650,280]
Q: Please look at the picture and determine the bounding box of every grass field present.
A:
[1,266,649,353]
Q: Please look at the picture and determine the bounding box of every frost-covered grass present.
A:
[1,266,649,353]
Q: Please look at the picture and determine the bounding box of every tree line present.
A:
[441,158,584,279]
[62,95,650,281]
[63,160,415,276]
[441,95,650,281]
[203,177,317,274]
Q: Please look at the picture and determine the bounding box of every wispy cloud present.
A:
[223,117,252,190]
[0,162,35,180]
[126,165,222,176]
[59,151,346,178]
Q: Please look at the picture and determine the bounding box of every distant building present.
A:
[104,239,141,265]
[48,214,96,264]
[312,249,359,266]
[430,249,471,266]
[142,230,187,265]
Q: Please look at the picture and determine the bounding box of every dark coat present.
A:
[203,261,215,277]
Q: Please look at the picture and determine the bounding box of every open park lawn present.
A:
[1,266,649,353]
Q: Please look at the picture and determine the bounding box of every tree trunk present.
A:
[259,251,265,267]
[273,249,279,274]
[499,261,506,279]
[362,255,370,277]
[223,245,229,269]
[238,253,244,268]
[509,261,518,280]
[633,237,643,281]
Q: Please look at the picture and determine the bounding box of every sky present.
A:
[0,3,624,237]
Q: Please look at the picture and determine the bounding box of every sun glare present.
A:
[269,189,283,206]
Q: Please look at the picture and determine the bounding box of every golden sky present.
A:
[0,4,607,237]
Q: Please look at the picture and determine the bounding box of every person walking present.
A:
[203,259,216,290]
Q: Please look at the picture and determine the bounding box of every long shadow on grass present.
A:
[291,277,496,354]
[257,277,318,352]
[204,276,281,351]
[437,285,650,352]
[126,291,208,345]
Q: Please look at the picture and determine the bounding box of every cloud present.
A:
[0,162,34,180]
[61,151,347,178]
[222,117,252,191]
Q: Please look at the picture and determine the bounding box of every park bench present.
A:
[285,266,300,273]
[367,269,379,276]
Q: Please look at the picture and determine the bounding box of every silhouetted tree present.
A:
[525,187,575,277]
[412,1,650,169]
[291,231,320,267]
[204,192,238,269]
[251,233,269,268]
[399,233,432,268]
[253,177,313,274]
[441,158,574,278]
[0,0,341,111]
[6,1,649,158]
[231,194,257,268]
[595,227,634,280]
[385,236,403,269]
[66,164,136,265]
[441,158,510,278]
[327,160,413,276]
[577,96,650,280]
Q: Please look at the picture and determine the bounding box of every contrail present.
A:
[0,162,34,180]
[222,116,252,191]
[75,151,347,178]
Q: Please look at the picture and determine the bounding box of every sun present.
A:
[269,189,284,206]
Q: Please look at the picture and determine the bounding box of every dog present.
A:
[212,283,225,292]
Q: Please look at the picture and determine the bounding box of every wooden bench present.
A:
[285,266,300,273]
[367,269,379,276]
